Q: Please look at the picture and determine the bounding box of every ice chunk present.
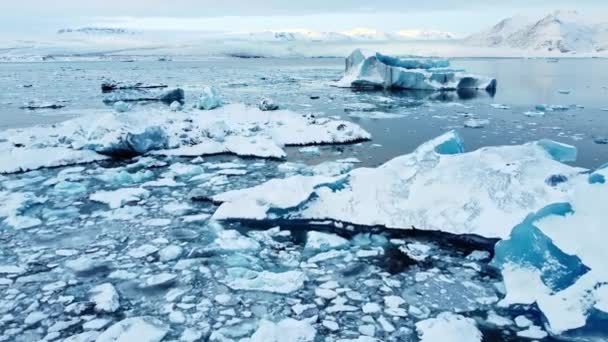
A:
[258,98,279,111]
[213,131,582,238]
[249,319,316,342]
[336,49,496,92]
[0,191,45,229]
[113,101,131,113]
[89,283,120,313]
[220,267,306,294]
[415,312,482,342]
[493,166,608,335]
[96,317,168,342]
[464,118,490,128]
[537,139,577,162]
[20,101,66,110]
[0,147,108,174]
[305,231,349,252]
[101,80,168,92]
[89,187,149,209]
[0,104,369,173]
[194,86,223,110]
[158,88,185,104]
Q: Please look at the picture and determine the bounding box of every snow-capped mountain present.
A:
[57,27,137,35]
[395,29,456,40]
[466,11,607,53]
[225,27,455,43]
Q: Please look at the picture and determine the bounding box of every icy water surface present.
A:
[2,57,607,167]
[0,57,607,341]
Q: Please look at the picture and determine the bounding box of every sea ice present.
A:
[194,86,223,110]
[249,318,316,342]
[493,165,608,335]
[213,131,583,238]
[219,267,306,294]
[96,317,169,342]
[89,283,120,313]
[415,312,482,342]
[0,104,369,173]
[335,49,497,92]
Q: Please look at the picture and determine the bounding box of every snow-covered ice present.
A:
[0,103,370,173]
[213,131,584,238]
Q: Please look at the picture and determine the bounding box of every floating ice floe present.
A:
[96,316,169,342]
[213,131,583,238]
[463,118,490,128]
[103,88,185,104]
[248,318,316,342]
[0,103,370,174]
[101,80,168,92]
[493,163,608,336]
[219,267,307,294]
[19,101,66,110]
[335,49,497,92]
[416,312,482,342]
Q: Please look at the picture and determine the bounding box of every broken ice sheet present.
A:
[212,130,585,238]
[0,103,370,174]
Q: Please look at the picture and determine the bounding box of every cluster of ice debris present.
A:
[0,102,370,174]
[0,148,508,342]
[335,49,497,92]
[212,131,608,338]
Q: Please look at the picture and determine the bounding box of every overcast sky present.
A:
[1,0,607,36]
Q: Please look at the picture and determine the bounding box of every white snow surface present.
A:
[0,104,370,174]
[213,131,583,239]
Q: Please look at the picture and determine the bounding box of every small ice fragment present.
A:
[89,283,120,313]
[96,317,168,342]
[416,312,482,342]
[194,86,222,110]
[113,101,131,113]
[464,118,489,128]
[258,98,279,111]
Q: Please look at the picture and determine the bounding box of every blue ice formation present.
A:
[336,49,497,92]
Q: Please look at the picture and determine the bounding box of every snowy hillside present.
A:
[226,28,455,43]
[57,27,137,36]
[466,11,608,53]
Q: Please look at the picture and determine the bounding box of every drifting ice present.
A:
[0,104,370,173]
[212,131,582,238]
[212,131,608,337]
[335,49,497,92]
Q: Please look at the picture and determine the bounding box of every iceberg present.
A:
[213,131,582,238]
[0,104,370,173]
[335,49,497,92]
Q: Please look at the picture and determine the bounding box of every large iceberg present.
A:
[213,131,582,238]
[0,104,370,173]
[335,49,497,92]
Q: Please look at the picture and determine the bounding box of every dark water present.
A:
[1,57,607,168]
